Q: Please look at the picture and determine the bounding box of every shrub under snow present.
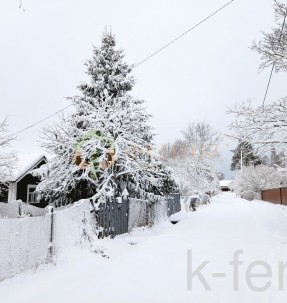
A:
[231,165,287,200]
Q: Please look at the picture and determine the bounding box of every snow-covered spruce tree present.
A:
[36,32,177,205]
[230,141,261,171]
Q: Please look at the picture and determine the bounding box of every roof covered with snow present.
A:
[219,180,233,187]
[10,154,47,183]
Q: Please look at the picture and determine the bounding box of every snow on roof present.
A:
[219,180,233,187]
[11,154,47,182]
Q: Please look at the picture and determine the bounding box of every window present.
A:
[27,185,38,203]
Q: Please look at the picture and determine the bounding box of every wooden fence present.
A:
[97,194,181,239]
[261,187,287,205]
[97,197,129,239]
[167,193,181,216]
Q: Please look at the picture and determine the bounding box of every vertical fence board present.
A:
[282,188,287,206]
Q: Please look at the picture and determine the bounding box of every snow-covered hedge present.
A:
[231,165,287,200]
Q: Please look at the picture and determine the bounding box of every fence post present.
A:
[18,200,22,217]
[49,206,54,256]
[280,187,283,205]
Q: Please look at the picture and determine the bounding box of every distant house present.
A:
[219,180,233,192]
[7,155,48,208]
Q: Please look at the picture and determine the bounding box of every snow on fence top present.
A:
[0,201,48,218]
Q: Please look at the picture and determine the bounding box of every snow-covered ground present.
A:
[1,192,287,303]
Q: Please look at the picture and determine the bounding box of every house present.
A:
[219,180,233,191]
[7,155,48,208]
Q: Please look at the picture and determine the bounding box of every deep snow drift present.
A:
[1,193,287,303]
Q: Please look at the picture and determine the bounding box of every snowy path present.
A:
[1,193,287,303]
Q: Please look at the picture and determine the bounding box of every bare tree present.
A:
[252,0,287,72]
[162,122,221,196]
[181,122,221,161]
[228,98,287,151]
[228,1,287,159]
[0,118,17,182]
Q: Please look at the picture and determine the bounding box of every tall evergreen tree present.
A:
[231,141,261,171]
[36,32,177,205]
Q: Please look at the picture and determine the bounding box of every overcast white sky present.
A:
[1,0,287,178]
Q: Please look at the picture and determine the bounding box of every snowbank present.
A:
[3,193,287,303]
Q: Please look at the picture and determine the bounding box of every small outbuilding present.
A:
[219,180,233,192]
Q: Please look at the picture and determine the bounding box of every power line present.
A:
[12,0,237,136]
[12,104,72,136]
[133,0,237,68]
[262,14,286,106]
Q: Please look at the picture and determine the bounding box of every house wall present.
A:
[15,159,48,208]
[17,174,40,202]
[8,183,17,202]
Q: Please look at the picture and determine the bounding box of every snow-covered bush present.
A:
[172,160,220,197]
[231,165,287,200]
[162,122,221,199]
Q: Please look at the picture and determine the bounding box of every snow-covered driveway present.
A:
[1,193,287,303]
